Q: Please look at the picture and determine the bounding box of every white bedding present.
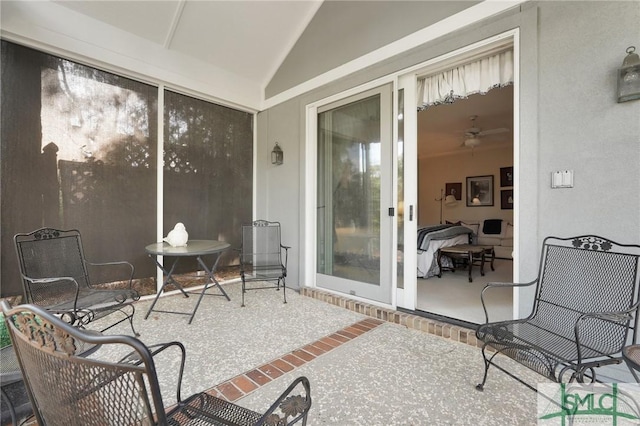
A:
[417,234,470,278]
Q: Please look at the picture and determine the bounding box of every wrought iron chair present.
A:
[476,235,640,391]
[238,220,290,307]
[14,228,140,335]
[1,301,312,426]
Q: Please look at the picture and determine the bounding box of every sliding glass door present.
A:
[316,85,393,303]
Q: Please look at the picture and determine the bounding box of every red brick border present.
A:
[206,318,384,402]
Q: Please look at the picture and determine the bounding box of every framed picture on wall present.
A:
[501,189,514,210]
[445,182,462,200]
[500,166,514,187]
[466,175,494,207]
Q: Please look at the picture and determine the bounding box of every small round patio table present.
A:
[144,240,230,324]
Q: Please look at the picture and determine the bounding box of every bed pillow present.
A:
[460,221,479,236]
[446,220,461,226]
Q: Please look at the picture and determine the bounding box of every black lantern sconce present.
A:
[271,142,283,165]
[618,46,640,103]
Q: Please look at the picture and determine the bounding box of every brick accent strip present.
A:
[206,318,384,402]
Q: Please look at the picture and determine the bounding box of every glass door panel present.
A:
[316,85,392,303]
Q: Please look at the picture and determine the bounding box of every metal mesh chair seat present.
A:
[14,228,140,335]
[2,302,312,426]
[170,393,263,425]
[46,287,139,314]
[478,318,626,380]
[476,235,640,391]
[238,220,290,307]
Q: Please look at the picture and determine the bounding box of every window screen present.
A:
[163,90,253,273]
[0,41,253,297]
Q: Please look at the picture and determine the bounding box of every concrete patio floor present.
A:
[86,280,545,425]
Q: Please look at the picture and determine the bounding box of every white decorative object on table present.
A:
[164,223,188,247]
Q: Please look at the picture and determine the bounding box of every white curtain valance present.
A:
[417,50,513,109]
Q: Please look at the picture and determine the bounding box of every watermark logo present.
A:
[538,383,640,425]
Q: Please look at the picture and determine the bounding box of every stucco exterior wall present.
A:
[258,1,640,320]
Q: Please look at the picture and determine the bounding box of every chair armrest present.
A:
[480,279,537,324]
[256,376,311,425]
[86,260,135,288]
[118,341,187,403]
[281,245,290,270]
[574,310,635,360]
[21,275,81,310]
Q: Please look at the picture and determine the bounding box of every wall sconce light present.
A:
[271,142,283,165]
[618,46,640,103]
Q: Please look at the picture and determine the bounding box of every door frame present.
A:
[396,29,520,319]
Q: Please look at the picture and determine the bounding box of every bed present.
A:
[417,224,473,278]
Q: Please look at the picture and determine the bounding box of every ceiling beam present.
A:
[164,0,186,49]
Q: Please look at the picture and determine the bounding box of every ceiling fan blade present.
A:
[478,127,509,136]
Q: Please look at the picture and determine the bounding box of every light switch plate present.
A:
[552,170,573,188]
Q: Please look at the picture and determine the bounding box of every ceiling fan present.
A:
[462,115,509,148]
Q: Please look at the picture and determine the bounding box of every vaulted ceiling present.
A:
[54,0,323,88]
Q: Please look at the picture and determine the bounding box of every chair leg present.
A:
[241,279,246,307]
[282,278,287,304]
[128,304,139,337]
[476,344,494,391]
[97,304,139,336]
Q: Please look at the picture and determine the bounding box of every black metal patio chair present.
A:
[1,301,312,426]
[14,227,140,335]
[238,220,290,307]
[476,235,640,391]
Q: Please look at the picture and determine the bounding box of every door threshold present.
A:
[398,307,478,330]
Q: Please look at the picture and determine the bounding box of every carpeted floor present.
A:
[417,258,514,324]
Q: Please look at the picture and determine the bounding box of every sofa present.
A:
[447,219,513,259]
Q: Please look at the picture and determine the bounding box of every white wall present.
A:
[418,146,514,226]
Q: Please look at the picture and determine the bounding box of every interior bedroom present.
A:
[415,84,514,327]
